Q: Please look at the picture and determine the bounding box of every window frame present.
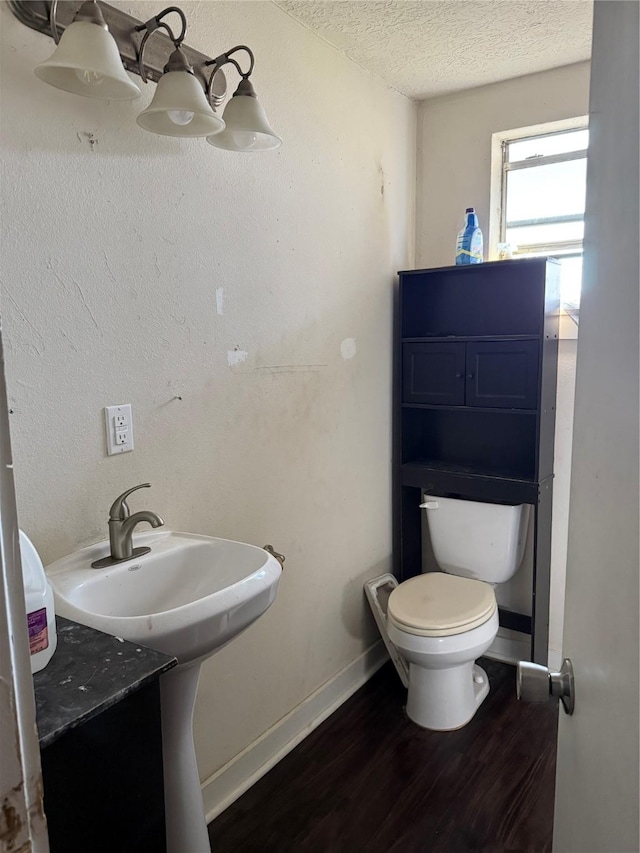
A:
[489,117,589,328]
[499,129,588,258]
[489,116,589,260]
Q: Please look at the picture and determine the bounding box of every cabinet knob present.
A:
[466,373,474,380]
[455,372,463,379]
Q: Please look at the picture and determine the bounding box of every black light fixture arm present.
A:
[205,45,255,102]
[135,6,189,82]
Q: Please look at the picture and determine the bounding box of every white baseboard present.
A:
[486,633,563,671]
[486,632,531,665]
[202,641,389,824]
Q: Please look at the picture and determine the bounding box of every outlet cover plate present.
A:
[105,404,134,455]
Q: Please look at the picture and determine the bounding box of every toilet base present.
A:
[406,662,490,731]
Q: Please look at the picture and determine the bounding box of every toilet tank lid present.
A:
[388,573,496,635]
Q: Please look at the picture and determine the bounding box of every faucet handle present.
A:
[109,483,151,521]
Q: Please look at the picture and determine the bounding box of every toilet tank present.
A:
[421,495,530,584]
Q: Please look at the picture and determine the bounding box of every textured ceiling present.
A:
[273,0,593,99]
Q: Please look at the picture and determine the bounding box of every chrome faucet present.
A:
[91,483,164,568]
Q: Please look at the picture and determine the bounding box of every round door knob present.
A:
[517,658,575,715]
[517,662,551,703]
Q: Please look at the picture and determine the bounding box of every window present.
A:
[496,123,588,316]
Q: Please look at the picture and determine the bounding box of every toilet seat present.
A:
[387,573,496,637]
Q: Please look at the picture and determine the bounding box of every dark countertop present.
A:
[33,617,177,748]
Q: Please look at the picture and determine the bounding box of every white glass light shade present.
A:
[207,93,282,152]
[34,21,141,101]
[136,71,225,138]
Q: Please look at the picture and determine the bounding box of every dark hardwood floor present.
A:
[208,658,558,853]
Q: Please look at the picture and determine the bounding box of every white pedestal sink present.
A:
[46,530,282,853]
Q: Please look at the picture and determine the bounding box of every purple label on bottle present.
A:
[28,607,49,654]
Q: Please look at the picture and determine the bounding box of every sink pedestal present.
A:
[160,663,210,853]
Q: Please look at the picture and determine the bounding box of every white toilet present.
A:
[385,495,529,731]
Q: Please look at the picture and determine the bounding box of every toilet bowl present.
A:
[367,496,529,731]
[387,573,499,730]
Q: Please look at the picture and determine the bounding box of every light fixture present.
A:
[13,1,282,152]
[135,7,224,139]
[205,48,282,152]
[137,53,224,137]
[34,0,141,100]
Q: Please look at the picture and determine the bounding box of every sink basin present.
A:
[46,528,283,853]
[46,529,282,665]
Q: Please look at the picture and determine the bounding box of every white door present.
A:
[552,2,639,851]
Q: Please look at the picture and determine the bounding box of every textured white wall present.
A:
[416,65,589,665]
[0,1,416,782]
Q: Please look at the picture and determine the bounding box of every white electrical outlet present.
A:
[105,404,134,455]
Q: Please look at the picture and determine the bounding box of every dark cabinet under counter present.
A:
[34,617,177,853]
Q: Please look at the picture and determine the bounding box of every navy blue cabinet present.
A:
[402,342,466,405]
[403,339,539,410]
[396,258,559,664]
[465,339,539,409]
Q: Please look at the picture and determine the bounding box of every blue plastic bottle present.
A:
[455,208,483,265]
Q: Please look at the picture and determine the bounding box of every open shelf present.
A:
[402,407,538,482]
[400,259,557,339]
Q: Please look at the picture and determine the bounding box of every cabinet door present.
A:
[402,342,466,405]
[465,340,539,409]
